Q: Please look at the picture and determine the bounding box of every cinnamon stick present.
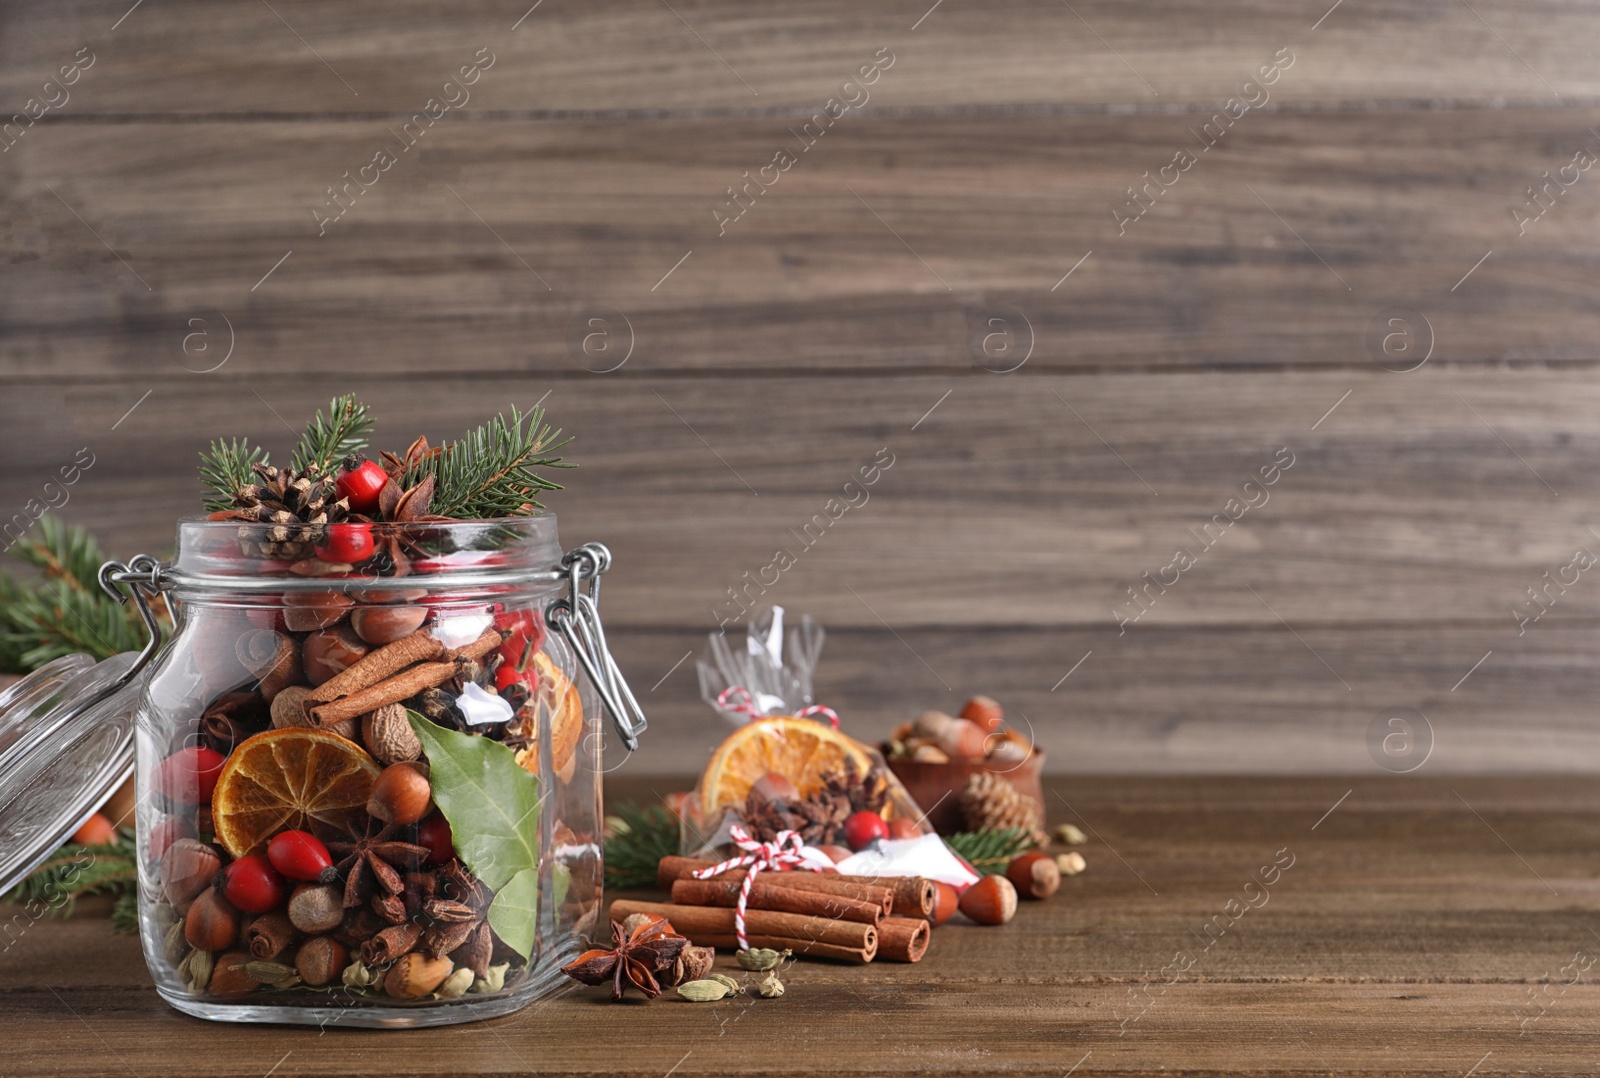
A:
[657,857,894,916]
[308,661,459,728]
[836,874,937,921]
[244,911,298,961]
[876,916,930,963]
[304,630,445,705]
[607,900,877,963]
[451,627,504,662]
[670,878,883,925]
[683,933,876,964]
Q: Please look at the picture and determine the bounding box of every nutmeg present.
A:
[184,888,242,951]
[161,838,223,912]
[208,950,262,996]
[1005,851,1061,900]
[957,875,1017,925]
[367,761,432,825]
[294,935,349,987]
[350,604,428,645]
[272,683,360,741]
[287,883,345,934]
[302,625,369,687]
[282,591,354,632]
[930,881,960,927]
[959,695,1004,732]
[384,952,455,998]
[362,703,422,765]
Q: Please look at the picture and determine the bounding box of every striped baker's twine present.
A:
[691,825,814,950]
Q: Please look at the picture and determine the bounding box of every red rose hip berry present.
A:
[335,459,389,514]
[315,523,374,565]
[416,812,454,866]
[267,830,338,883]
[155,746,226,804]
[842,810,890,851]
[221,854,289,913]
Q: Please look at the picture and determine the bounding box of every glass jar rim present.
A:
[167,515,564,596]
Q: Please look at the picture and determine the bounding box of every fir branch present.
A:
[943,827,1039,875]
[407,404,574,519]
[603,801,680,891]
[111,891,138,935]
[292,394,373,474]
[11,517,107,595]
[199,437,268,511]
[4,831,138,919]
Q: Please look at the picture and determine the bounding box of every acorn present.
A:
[1005,852,1061,900]
[384,953,455,998]
[287,883,345,934]
[294,936,349,988]
[368,761,432,826]
[161,838,223,912]
[957,875,1018,925]
[184,888,242,952]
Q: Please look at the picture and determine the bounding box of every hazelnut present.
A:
[957,875,1017,925]
[930,881,960,926]
[161,838,223,912]
[208,950,262,996]
[282,591,354,632]
[815,844,854,864]
[747,771,799,807]
[936,718,989,760]
[959,695,1004,732]
[886,817,921,840]
[910,743,950,764]
[294,935,349,987]
[362,703,422,765]
[367,761,432,825]
[1005,852,1062,900]
[910,710,957,740]
[302,625,369,687]
[184,888,242,952]
[350,604,428,645]
[287,883,345,934]
[384,953,455,998]
[1056,852,1088,877]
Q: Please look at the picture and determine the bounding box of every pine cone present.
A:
[959,772,1046,844]
[231,462,351,560]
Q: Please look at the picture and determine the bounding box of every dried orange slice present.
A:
[514,652,583,781]
[697,716,872,815]
[211,728,382,857]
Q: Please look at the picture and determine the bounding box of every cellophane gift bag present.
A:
[678,608,930,858]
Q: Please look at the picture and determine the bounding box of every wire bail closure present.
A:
[547,542,649,752]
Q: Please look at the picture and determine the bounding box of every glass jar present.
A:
[88,518,642,1027]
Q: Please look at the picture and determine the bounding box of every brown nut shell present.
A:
[957,875,1018,925]
[384,952,455,998]
[184,888,243,952]
[1005,851,1061,900]
[302,625,370,687]
[161,838,223,912]
[209,950,262,996]
[350,604,428,645]
[283,591,354,632]
[367,761,432,826]
[287,883,345,935]
[294,935,350,987]
[362,703,422,765]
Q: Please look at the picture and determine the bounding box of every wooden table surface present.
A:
[3,775,1598,1076]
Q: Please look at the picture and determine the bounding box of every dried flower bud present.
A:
[677,979,732,1002]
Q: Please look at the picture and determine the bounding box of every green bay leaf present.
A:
[486,867,539,960]
[408,711,540,890]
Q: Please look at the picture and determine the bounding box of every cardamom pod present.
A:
[163,919,187,964]
[436,968,475,999]
[677,979,732,1002]
[736,948,790,972]
[178,949,214,992]
[470,962,510,995]
[708,973,743,993]
[756,971,785,999]
[244,961,302,989]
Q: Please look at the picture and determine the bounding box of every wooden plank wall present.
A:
[2,1,1598,774]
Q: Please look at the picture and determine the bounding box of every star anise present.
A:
[327,823,431,908]
[561,916,688,1001]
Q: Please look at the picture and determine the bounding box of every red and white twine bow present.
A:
[714,686,840,729]
[691,824,818,950]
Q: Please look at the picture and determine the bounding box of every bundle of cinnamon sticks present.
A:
[301,627,502,728]
[604,857,935,965]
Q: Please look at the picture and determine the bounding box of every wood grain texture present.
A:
[3,777,1598,1075]
[3,109,1598,376]
[2,0,1597,113]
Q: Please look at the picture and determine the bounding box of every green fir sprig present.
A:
[291,394,374,474]
[4,830,139,932]
[0,518,171,673]
[407,405,574,518]
[603,802,681,891]
[198,437,269,511]
[943,827,1039,875]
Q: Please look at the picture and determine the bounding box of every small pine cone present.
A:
[959,772,1045,843]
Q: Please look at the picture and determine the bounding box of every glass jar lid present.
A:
[0,651,144,896]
